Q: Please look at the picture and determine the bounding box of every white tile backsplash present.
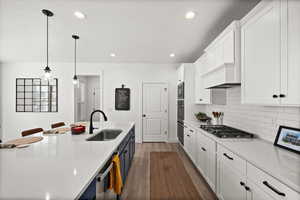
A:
[204,87,300,142]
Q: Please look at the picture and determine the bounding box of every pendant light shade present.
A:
[42,9,54,80]
[72,75,78,85]
[72,34,80,85]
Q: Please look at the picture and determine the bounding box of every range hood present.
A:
[202,63,241,89]
[201,20,241,90]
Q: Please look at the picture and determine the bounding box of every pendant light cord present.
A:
[46,15,49,67]
[74,38,77,76]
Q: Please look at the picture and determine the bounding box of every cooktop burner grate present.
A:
[200,125,254,138]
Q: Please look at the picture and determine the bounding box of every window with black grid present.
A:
[16,78,58,112]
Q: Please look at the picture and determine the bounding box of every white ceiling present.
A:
[0,0,259,63]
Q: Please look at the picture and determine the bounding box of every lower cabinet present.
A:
[218,159,247,200]
[129,130,135,163]
[184,124,216,192]
[197,133,208,177]
[181,125,300,200]
[184,125,197,163]
[119,148,126,183]
[196,131,216,192]
[79,126,135,200]
[119,126,135,184]
[246,179,275,200]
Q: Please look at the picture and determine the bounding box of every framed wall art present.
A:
[274,126,300,154]
[115,84,130,111]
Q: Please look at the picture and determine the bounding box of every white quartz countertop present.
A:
[0,121,135,200]
[184,120,300,194]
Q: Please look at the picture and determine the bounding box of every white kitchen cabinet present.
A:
[247,162,300,200]
[196,131,216,192]
[187,127,197,163]
[204,134,216,192]
[183,125,189,154]
[194,54,211,104]
[183,124,197,163]
[218,159,247,200]
[241,0,281,105]
[246,179,275,200]
[217,145,247,200]
[196,132,208,178]
[182,126,299,200]
[280,0,300,105]
[241,0,300,106]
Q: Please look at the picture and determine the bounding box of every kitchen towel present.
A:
[108,154,123,195]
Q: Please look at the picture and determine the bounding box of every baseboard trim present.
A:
[168,138,178,143]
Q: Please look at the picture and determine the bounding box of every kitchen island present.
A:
[0,121,135,200]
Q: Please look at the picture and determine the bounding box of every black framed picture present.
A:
[115,86,130,111]
[274,126,300,154]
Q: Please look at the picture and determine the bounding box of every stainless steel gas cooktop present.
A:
[200,125,254,138]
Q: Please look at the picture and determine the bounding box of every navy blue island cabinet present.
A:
[79,126,135,200]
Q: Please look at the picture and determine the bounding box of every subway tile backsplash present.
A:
[204,87,300,142]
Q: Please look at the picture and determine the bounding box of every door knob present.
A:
[272,94,278,98]
[142,114,146,117]
[279,94,286,98]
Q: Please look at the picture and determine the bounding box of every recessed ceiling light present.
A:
[110,53,116,57]
[185,11,196,19]
[170,53,175,58]
[74,11,86,19]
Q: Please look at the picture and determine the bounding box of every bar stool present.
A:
[21,128,44,137]
[51,122,66,129]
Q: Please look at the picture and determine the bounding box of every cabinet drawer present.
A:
[247,163,300,200]
[217,145,246,174]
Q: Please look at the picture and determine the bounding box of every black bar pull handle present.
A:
[201,147,206,152]
[263,181,286,197]
[272,94,278,98]
[279,94,286,98]
[223,153,234,160]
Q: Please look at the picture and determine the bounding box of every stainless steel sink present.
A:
[86,129,122,141]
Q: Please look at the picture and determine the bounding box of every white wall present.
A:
[200,87,300,142]
[0,62,179,143]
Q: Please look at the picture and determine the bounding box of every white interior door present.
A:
[142,83,168,142]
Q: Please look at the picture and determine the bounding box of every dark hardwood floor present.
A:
[121,143,218,200]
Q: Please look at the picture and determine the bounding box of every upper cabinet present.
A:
[241,0,300,106]
[195,54,211,104]
[281,0,300,105]
[202,21,241,89]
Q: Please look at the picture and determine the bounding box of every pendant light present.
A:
[72,34,80,85]
[42,9,54,80]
